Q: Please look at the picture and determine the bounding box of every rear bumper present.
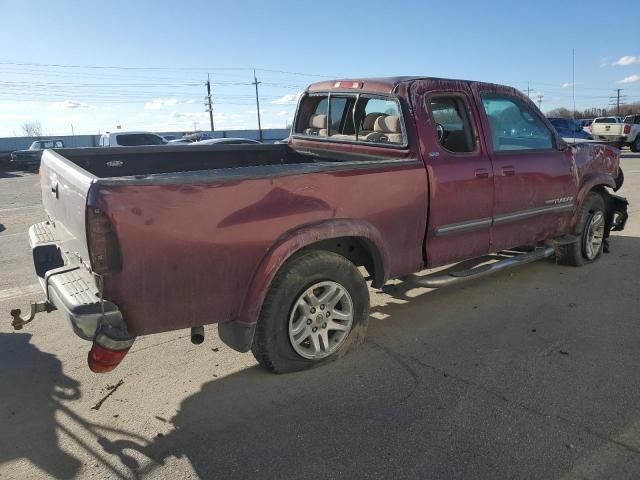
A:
[29,221,124,341]
[594,136,626,147]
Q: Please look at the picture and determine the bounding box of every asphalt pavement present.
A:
[0,153,639,479]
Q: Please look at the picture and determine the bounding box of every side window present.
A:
[295,96,328,137]
[54,141,63,148]
[481,95,553,151]
[427,96,476,153]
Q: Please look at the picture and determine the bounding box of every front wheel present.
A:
[557,192,606,266]
[251,250,370,373]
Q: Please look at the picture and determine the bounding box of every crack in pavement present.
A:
[374,345,640,457]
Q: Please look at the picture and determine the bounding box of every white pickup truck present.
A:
[591,115,640,151]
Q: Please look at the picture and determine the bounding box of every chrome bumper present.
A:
[28,221,123,341]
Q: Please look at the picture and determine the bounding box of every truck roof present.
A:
[306,76,513,95]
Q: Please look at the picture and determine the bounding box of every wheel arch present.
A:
[233,218,388,329]
[572,174,615,228]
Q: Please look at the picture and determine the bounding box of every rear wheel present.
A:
[251,250,370,373]
[631,136,640,153]
[557,192,606,266]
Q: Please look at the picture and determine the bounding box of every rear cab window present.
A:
[294,92,407,147]
[115,134,164,146]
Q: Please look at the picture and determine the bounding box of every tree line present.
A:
[546,101,640,119]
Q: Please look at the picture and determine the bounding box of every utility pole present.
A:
[609,89,626,116]
[205,73,215,132]
[536,94,543,110]
[527,81,530,98]
[70,124,75,136]
[252,69,263,142]
[571,48,576,120]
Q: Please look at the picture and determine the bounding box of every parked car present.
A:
[191,138,261,145]
[167,138,193,144]
[10,139,64,168]
[579,118,594,133]
[591,114,640,151]
[161,135,180,142]
[547,117,593,140]
[11,76,628,375]
[99,131,166,147]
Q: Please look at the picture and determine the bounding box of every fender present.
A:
[218,218,390,352]
[571,173,616,228]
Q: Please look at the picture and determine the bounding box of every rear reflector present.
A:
[88,343,130,373]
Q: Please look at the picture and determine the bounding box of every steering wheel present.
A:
[435,123,445,143]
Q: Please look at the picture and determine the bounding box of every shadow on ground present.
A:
[107,235,640,479]
[0,333,82,477]
[3,236,640,479]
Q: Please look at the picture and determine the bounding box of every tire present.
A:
[631,136,640,153]
[557,192,606,266]
[251,250,370,373]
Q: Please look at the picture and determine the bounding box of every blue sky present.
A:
[1,0,639,136]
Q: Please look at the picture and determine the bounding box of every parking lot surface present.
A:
[1,153,639,479]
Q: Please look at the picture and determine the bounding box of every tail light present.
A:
[624,124,631,134]
[88,343,131,373]
[88,328,135,373]
[86,207,121,274]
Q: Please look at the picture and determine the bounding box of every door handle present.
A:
[474,168,489,179]
[51,180,59,198]
[501,165,515,176]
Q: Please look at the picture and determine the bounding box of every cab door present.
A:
[411,80,494,267]
[474,90,577,251]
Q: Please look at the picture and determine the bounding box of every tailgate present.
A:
[39,149,95,263]
[592,123,623,136]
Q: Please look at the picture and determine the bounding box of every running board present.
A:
[405,247,556,289]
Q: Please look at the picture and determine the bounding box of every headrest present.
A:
[308,114,327,129]
[362,112,383,131]
[374,115,401,133]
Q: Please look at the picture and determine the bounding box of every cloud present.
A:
[614,56,640,66]
[277,110,291,117]
[561,82,575,88]
[171,111,208,119]
[272,92,302,105]
[185,99,198,104]
[618,75,640,84]
[54,100,89,109]
[144,98,180,110]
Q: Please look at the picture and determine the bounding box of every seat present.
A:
[365,115,403,144]
[358,112,385,137]
[304,114,328,136]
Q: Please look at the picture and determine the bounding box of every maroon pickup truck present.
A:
[11,76,628,374]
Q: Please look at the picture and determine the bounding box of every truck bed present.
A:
[55,143,308,178]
